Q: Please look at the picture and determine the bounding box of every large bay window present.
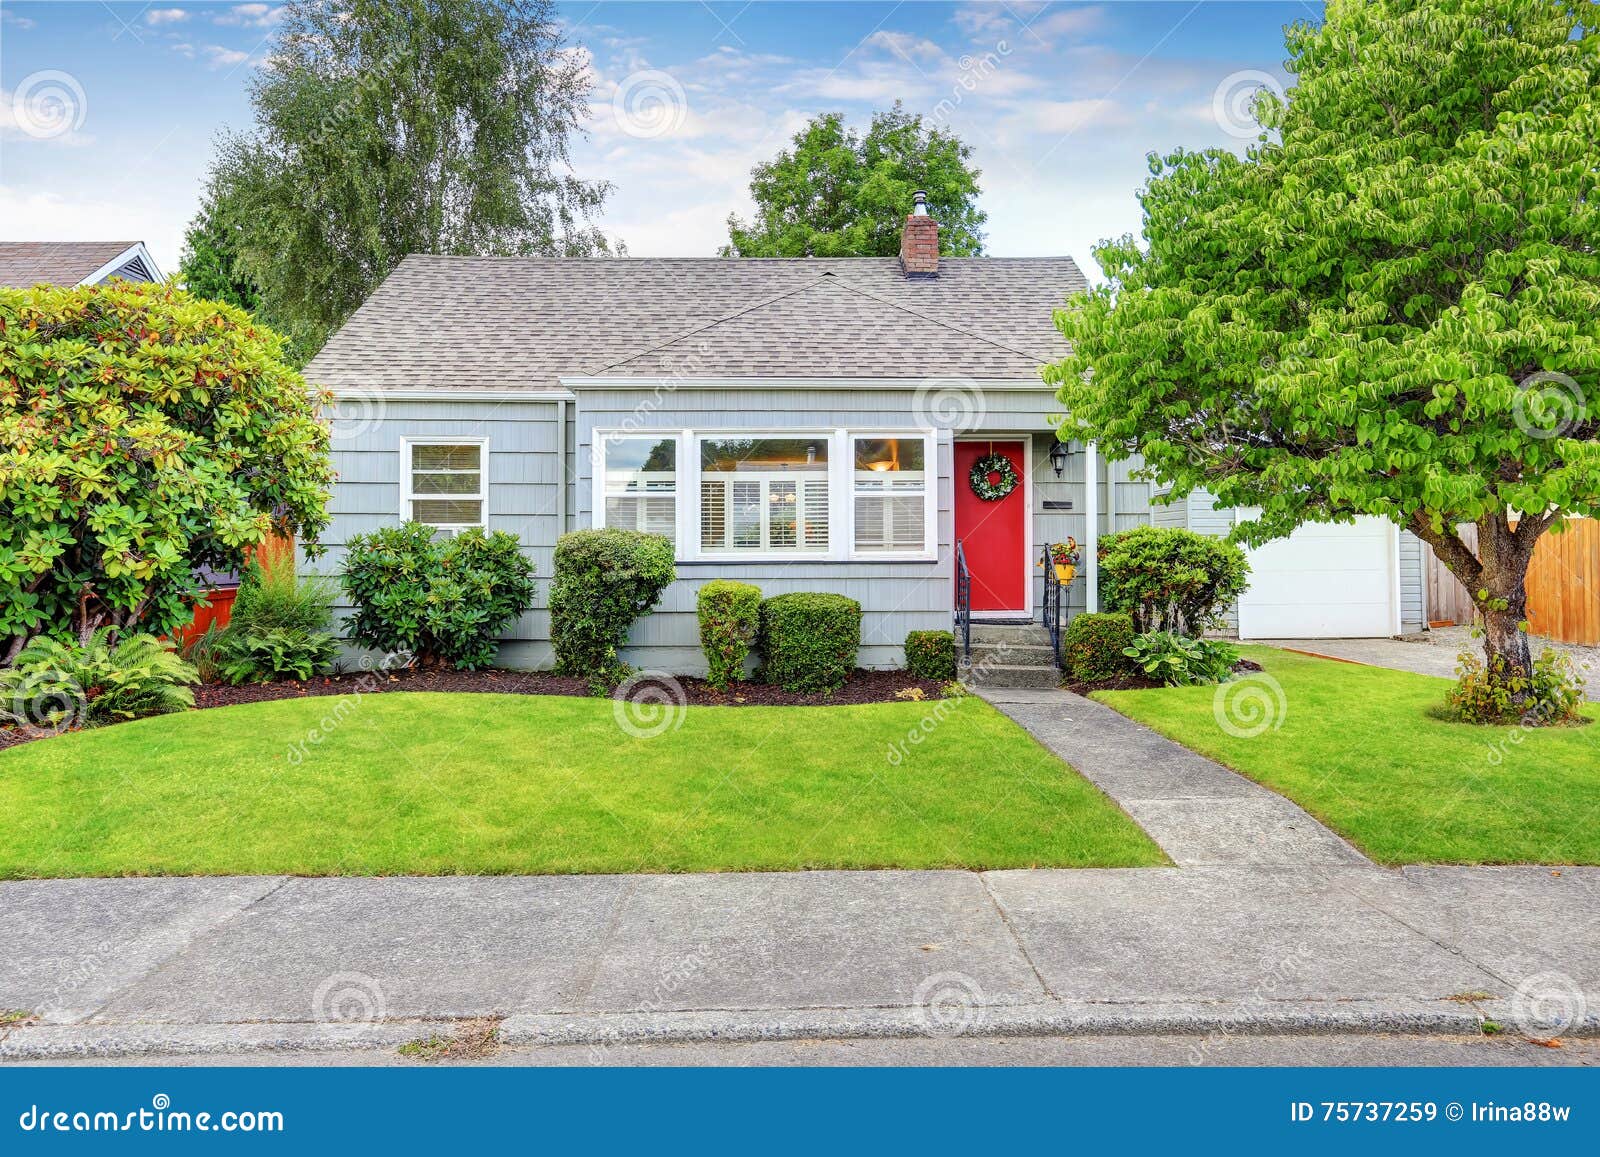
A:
[601,435,678,536]
[593,429,936,560]
[403,439,486,533]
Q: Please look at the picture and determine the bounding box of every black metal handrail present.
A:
[954,538,972,665]
[1040,546,1066,669]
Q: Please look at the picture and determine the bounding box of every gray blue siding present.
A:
[317,397,564,668]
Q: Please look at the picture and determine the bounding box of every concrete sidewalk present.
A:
[2,865,1596,1060]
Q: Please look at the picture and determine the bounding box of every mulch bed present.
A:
[0,667,952,752]
[191,665,947,709]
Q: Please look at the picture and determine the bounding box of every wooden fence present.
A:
[1426,525,1479,628]
[1425,519,1599,645]
[1526,519,1599,645]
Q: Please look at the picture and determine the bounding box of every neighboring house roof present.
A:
[0,241,163,288]
[303,254,1087,391]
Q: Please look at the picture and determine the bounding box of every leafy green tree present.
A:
[197,0,613,358]
[0,281,333,658]
[723,103,985,257]
[178,184,321,366]
[177,188,260,315]
[1046,0,1599,698]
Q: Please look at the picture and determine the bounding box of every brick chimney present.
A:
[899,191,939,278]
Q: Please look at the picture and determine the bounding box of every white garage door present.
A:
[1236,517,1399,639]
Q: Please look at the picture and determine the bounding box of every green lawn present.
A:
[0,692,1163,877]
[1095,647,1600,865]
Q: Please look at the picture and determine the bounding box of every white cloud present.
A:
[2,9,37,29]
[203,46,252,69]
[214,4,284,28]
[864,30,945,64]
[0,186,180,269]
[1030,6,1107,43]
[951,3,1013,39]
[0,85,95,148]
[145,8,190,26]
[1010,97,1124,135]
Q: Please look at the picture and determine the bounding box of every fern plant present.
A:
[216,628,341,684]
[0,629,197,729]
[211,544,342,684]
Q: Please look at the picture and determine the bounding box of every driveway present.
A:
[1255,627,1600,701]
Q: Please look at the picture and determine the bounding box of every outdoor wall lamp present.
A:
[1048,440,1072,478]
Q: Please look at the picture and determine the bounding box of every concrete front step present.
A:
[961,661,1063,691]
[968,621,1054,647]
[970,642,1058,669]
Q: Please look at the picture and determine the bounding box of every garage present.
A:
[1236,516,1400,639]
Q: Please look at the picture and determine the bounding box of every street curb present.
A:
[499,1002,1589,1048]
[4,1001,1594,1060]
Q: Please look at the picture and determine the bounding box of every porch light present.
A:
[1048,440,1072,478]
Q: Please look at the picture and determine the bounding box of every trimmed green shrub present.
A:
[1062,612,1137,683]
[1097,526,1250,637]
[0,628,196,729]
[549,529,676,686]
[697,580,762,690]
[758,593,862,693]
[343,524,537,670]
[904,630,956,682]
[213,546,341,683]
[1123,631,1239,686]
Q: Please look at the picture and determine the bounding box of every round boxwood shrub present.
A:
[1097,526,1250,637]
[549,529,676,686]
[698,580,762,690]
[1062,612,1137,684]
[904,629,956,682]
[343,523,537,670]
[758,593,862,693]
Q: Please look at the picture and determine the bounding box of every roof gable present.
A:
[0,241,161,288]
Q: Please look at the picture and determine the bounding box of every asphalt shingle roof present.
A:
[303,254,1087,390]
[0,241,140,288]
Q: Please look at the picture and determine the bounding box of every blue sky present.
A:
[0,1,1316,276]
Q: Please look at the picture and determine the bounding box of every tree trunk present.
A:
[1471,515,1539,694]
[1409,510,1547,697]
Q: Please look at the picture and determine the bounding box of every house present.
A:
[0,240,163,288]
[306,197,1428,672]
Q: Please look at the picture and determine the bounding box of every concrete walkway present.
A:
[976,687,1368,868]
[1,865,1596,1060]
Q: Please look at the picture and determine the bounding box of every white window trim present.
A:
[590,427,938,562]
[591,429,683,538]
[401,436,489,533]
[845,431,939,562]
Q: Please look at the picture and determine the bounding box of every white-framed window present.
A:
[591,428,937,561]
[698,435,831,555]
[402,438,487,533]
[600,434,678,536]
[851,435,929,555]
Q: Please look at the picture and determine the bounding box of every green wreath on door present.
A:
[968,452,1020,501]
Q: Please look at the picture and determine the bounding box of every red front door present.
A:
[954,440,1027,613]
